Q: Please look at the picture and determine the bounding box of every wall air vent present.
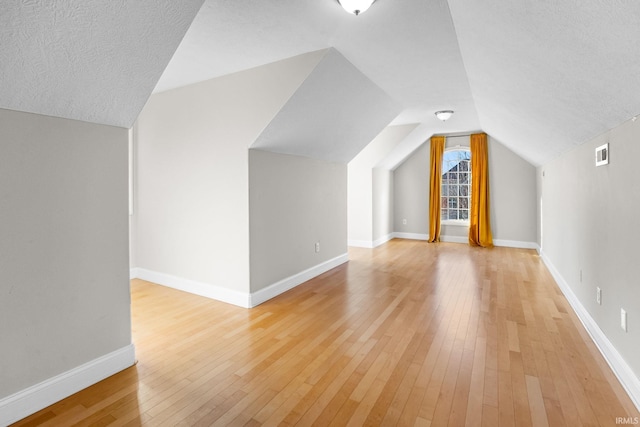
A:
[595,143,609,167]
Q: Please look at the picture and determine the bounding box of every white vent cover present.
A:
[595,143,609,166]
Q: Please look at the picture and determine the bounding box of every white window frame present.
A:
[441,147,471,227]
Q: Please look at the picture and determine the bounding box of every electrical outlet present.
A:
[315,242,320,253]
[402,218,407,225]
[621,308,627,332]
[596,287,601,305]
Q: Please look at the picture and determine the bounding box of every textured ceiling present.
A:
[447,0,640,165]
[4,0,640,166]
[155,0,640,167]
[0,0,204,128]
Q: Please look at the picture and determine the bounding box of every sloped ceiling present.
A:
[251,49,401,163]
[447,0,640,166]
[0,0,204,128]
[4,1,640,166]
[155,0,479,141]
[153,0,640,167]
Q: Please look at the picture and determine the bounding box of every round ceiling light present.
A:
[337,0,376,15]
[435,110,454,121]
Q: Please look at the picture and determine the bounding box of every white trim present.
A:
[128,128,134,216]
[348,239,374,248]
[349,234,405,248]
[0,344,135,426]
[441,220,470,227]
[392,232,429,240]
[444,236,535,248]
[131,256,350,309]
[134,268,251,308]
[372,233,393,248]
[249,253,349,307]
[493,239,539,249]
[440,235,468,244]
[390,233,538,250]
[539,250,640,412]
[129,267,140,280]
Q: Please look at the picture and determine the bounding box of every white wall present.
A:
[0,109,132,399]
[348,124,417,246]
[132,51,324,295]
[489,137,537,243]
[393,142,430,235]
[539,117,640,380]
[348,162,373,243]
[393,135,537,244]
[372,168,394,241]
[249,150,347,292]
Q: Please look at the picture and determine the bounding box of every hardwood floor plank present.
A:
[498,368,516,426]
[509,351,532,427]
[525,375,549,427]
[507,321,521,353]
[464,336,487,427]
[11,241,638,426]
[482,403,499,427]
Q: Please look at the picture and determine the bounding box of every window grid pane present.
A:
[440,149,471,222]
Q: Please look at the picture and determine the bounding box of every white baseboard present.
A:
[348,239,374,248]
[391,232,429,240]
[493,239,539,249]
[0,344,135,426]
[349,234,394,249]
[129,267,140,280]
[249,253,349,307]
[132,255,350,309]
[390,232,537,250]
[372,233,393,248]
[539,250,640,412]
[133,268,251,308]
[393,232,468,244]
[440,235,468,244]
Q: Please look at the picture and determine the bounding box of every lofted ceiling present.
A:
[154,0,478,128]
[155,0,640,167]
[3,1,640,167]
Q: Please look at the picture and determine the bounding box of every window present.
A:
[441,148,471,223]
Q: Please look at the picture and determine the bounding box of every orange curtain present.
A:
[469,133,493,247]
[428,136,445,242]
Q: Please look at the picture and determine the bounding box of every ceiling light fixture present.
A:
[435,110,454,121]
[337,0,376,16]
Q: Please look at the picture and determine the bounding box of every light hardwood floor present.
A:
[13,239,639,426]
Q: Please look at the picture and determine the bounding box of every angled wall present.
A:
[132,51,325,305]
[372,168,394,242]
[348,124,417,247]
[0,109,133,424]
[393,142,430,236]
[249,150,347,297]
[134,48,404,305]
[538,118,640,405]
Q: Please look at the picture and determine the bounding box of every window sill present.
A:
[441,220,469,227]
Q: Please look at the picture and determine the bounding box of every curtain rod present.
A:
[434,132,485,138]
